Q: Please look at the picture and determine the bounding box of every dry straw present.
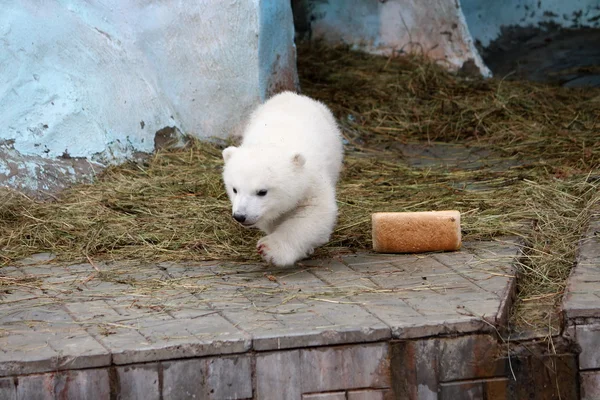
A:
[1,43,599,332]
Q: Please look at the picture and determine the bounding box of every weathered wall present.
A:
[293,0,491,76]
[461,0,600,47]
[293,0,598,77]
[0,0,297,195]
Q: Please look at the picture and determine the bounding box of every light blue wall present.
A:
[259,0,299,101]
[0,1,298,162]
[0,0,298,193]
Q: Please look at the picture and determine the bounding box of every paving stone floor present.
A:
[0,239,520,379]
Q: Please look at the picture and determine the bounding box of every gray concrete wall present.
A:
[0,0,297,195]
[462,0,600,47]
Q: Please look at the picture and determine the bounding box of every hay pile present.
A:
[1,43,599,333]
[297,43,600,333]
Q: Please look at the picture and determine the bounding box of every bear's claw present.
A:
[257,243,267,255]
[257,236,292,266]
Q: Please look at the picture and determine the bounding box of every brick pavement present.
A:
[0,239,521,398]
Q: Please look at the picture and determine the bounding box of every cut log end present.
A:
[371,211,462,253]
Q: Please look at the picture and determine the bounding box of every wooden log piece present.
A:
[371,211,461,253]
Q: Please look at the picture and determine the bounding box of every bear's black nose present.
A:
[233,213,246,223]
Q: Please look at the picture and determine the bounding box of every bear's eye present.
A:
[256,189,268,197]
[233,188,237,194]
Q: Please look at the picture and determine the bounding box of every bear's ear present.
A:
[222,146,237,163]
[292,153,306,167]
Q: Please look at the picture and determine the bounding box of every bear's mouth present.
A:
[238,221,256,228]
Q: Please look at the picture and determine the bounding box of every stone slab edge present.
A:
[563,209,600,320]
[0,239,522,376]
[494,240,523,328]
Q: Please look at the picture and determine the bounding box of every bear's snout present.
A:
[233,213,247,223]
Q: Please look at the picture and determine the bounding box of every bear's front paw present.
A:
[257,236,300,267]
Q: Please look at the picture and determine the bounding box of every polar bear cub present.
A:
[222,91,344,266]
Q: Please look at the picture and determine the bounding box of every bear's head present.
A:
[222,145,307,228]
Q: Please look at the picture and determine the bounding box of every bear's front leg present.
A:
[257,235,310,267]
[256,192,336,267]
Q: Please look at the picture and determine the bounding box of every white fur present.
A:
[222,91,344,266]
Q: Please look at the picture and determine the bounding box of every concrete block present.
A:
[54,369,111,400]
[437,335,504,382]
[226,286,389,351]
[390,335,504,398]
[575,216,600,262]
[163,355,252,400]
[505,353,578,400]
[69,302,250,365]
[301,343,390,393]
[400,293,481,319]
[129,315,250,362]
[305,259,378,289]
[439,378,508,400]
[436,335,502,381]
[66,300,154,365]
[581,371,600,400]
[0,327,61,377]
[563,216,600,320]
[14,252,57,266]
[3,300,110,372]
[290,285,388,340]
[345,243,517,340]
[563,292,600,319]
[391,315,489,340]
[347,389,391,400]
[116,364,160,400]
[577,324,600,370]
[256,350,302,400]
[341,254,403,268]
[87,329,154,366]
[352,295,422,336]
[43,328,111,372]
[250,303,390,351]
[368,256,453,289]
[303,393,346,400]
[162,358,203,399]
[204,355,252,399]
[158,293,214,319]
[390,338,436,400]
[0,377,16,400]
[15,373,55,400]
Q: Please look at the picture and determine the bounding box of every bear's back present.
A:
[241,92,343,184]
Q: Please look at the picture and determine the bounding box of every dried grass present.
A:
[1,43,599,333]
